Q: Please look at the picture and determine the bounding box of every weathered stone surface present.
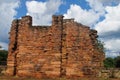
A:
[6,15,105,78]
[100,68,120,78]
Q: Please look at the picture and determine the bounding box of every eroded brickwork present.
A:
[6,15,104,78]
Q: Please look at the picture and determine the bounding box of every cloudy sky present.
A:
[0,0,120,57]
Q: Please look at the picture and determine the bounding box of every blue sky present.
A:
[0,0,120,57]
[16,0,90,18]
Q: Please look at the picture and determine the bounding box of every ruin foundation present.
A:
[6,15,105,78]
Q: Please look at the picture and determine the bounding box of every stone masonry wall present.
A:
[6,15,105,78]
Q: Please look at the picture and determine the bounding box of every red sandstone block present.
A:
[45,71,60,76]
[38,59,45,62]
[50,61,61,65]
[51,64,61,68]
[20,64,34,68]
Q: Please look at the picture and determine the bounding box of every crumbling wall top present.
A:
[21,15,32,21]
[52,15,64,25]
[63,18,74,23]
[20,15,32,26]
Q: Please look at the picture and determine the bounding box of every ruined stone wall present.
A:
[62,19,104,77]
[6,15,104,78]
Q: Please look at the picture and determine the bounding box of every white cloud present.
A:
[64,4,100,27]
[26,1,46,14]
[86,0,120,15]
[95,21,120,36]
[95,4,120,57]
[86,0,105,15]
[105,51,120,58]
[100,0,120,5]
[0,0,17,4]
[0,0,19,50]
[105,39,120,58]
[104,39,120,52]
[26,0,62,25]
[95,4,120,35]
[0,42,8,50]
